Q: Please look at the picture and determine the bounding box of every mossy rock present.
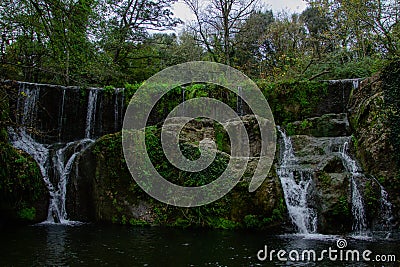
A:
[68,122,287,231]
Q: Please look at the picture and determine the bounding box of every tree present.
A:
[97,0,181,67]
[184,0,260,65]
[301,6,333,58]
[233,10,274,76]
[0,0,97,85]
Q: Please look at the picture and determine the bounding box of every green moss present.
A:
[332,195,350,217]
[257,80,329,125]
[351,135,359,151]
[0,84,47,223]
[207,217,239,230]
[319,172,332,187]
[364,181,380,212]
[103,85,115,95]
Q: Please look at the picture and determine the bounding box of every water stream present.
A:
[277,127,317,234]
[339,141,374,236]
[85,89,98,139]
[8,84,95,224]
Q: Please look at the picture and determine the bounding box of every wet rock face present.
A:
[4,81,125,143]
[348,75,394,176]
[287,113,350,137]
[286,134,353,234]
[0,85,49,226]
[348,74,400,226]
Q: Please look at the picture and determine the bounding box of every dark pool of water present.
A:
[0,224,399,266]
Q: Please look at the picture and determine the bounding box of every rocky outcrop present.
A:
[348,70,400,227]
[283,134,353,233]
[287,113,350,137]
[67,116,287,230]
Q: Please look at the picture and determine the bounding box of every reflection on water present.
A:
[0,225,399,266]
[45,225,68,266]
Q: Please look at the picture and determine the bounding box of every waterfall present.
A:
[114,88,125,132]
[85,89,98,139]
[339,141,368,235]
[58,88,66,141]
[379,185,394,230]
[237,86,243,116]
[51,139,93,223]
[352,79,360,90]
[327,78,362,113]
[370,176,394,230]
[8,83,94,224]
[182,86,185,116]
[277,127,317,234]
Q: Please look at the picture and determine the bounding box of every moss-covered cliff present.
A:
[67,117,287,230]
[348,60,400,226]
[0,84,49,226]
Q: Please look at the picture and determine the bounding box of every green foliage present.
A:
[207,218,239,230]
[90,124,289,230]
[300,119,313,130]
[330,57,386,79]
[103,85,115,95]
[18,207,36,221]
[364,181,380,212]
[0,143,46,208]
[129,218,150,227]
[214,122,230,153]
[351,135,359,151]
[0,85,45,222]
[243,197,286,228]
[258,79,329,125]
[318,172,332,187]
[285,123,295,136]
[382,59,400,167]
[124,82,142,105]
[332,195,350,217]
[243,215,261,228]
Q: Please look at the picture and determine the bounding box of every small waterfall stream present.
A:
[8,84,98,224]
[58,88,66,141]
[51,139,93,223]
[371,176,394,231]
[114,88,125,132]
[338,141,393,235]
[236,86,244,116]
[339,141,368,235]
[277,127,317,234]
[85,89,99,139]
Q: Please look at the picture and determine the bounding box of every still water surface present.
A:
[0,224,399,266]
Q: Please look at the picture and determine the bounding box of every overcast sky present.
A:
[172,0,308,25]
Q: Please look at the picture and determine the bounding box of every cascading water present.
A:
[8,83,94,224]
[85,89,98,139]
[114,88,125,132]
[339,141,368,235]
[58,88,66,141]
[51,139,93,223]
[370,176,394,231]
[237,86,243,116]
[277,127,317,234]
[327,78,362,113]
